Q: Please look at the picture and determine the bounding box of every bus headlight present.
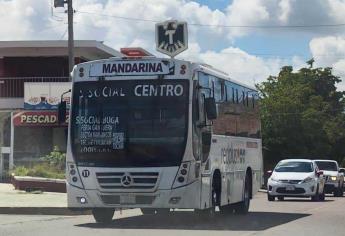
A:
[172,162,191,188]
[67,162,84,189]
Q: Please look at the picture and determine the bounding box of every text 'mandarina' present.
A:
[89,60,171,77]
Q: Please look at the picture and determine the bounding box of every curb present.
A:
[259,189,267,193]
[0,207,91,215]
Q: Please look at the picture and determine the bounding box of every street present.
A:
[1,192,344,236]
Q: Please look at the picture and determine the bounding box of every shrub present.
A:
[13,166,29,176]
[42,146,66,170]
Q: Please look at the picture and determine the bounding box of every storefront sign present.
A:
[24,82,71,110]
[13,111,68,127]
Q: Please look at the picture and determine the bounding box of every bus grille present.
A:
[96,172,159,190]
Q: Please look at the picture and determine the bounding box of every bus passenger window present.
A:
[236,89,239,103]
[242,91,245,105]
[232,88,235,103]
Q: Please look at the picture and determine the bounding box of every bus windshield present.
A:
[71,79,189,167]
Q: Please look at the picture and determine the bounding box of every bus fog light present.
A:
[70,169,76,175]
[72,177,78,182]
[180,169,187,175]
[77,197,87,204]
[178,176,185,183]
[169,197,181,204]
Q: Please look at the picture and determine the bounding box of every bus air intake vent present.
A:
[99,195,156,205]
[96,172,159,190]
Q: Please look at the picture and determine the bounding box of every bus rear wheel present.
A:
[234,173,250,214]
[92,208,115,223]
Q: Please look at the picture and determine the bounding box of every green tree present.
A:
[257,64,345,167]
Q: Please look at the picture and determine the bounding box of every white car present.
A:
[267,159,325,201]
[314,160,344,197]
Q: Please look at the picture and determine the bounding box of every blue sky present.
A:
[194,0,313,60]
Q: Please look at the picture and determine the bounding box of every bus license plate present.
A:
[120,195,136,204]
[286,185,295,191]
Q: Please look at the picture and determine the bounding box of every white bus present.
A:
[61,56,263,223]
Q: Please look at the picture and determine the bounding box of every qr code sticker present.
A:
[112,132,124,149]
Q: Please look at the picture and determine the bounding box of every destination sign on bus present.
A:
[89,60,172,77]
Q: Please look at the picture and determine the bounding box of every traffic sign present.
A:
[156,20,188,58]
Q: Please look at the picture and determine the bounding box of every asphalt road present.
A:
[1,192,345,236]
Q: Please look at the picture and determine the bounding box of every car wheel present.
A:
[319,190,325,201]
[267,194,275,201]
[339,186,344,197]
[92,208,115,223]
[312,185,320,201]
[277,196,284,201]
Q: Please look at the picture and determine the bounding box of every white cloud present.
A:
[310,36,345,90]
[180,46,287,86]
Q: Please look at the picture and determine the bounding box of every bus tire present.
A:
[220,204,235,214]
[234,173,250,214]
[92,208,114,223]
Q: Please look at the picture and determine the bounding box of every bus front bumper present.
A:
[67,180,202,209]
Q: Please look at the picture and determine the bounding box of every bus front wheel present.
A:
[92,208,115,223]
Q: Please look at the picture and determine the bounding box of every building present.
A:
[0,40,122,178]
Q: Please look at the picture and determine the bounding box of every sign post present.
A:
[155,20,188,58]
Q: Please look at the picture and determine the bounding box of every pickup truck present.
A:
[314,160,344,197]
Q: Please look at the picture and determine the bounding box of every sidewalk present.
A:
[0,183,90,215]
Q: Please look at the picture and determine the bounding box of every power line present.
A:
[76,10,345,29]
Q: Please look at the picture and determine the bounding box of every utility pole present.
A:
[54,0,74,81]
[67,0,74,81]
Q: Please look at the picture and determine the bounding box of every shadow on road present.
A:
[76,211,310,231]
[275,199,334,202]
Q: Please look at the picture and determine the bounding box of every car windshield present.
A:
[315,161,338,171]
[274,161,313,173]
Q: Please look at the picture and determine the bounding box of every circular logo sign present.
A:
[121,174,133,187]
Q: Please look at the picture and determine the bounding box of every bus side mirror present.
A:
[205,97,217,120]
[58,101,67,124]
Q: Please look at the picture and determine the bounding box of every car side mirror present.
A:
[267,170,273,177]
[205,97,217,120]
[58,101,67,124]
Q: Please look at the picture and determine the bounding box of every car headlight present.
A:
[331,176,337,181]
[270,177,280,183]
[302,177,314,183]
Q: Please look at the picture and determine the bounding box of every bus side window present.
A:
[236,89,239,103]
[214,77,222,102]
[242,91,245,106]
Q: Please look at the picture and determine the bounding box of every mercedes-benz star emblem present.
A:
[121,174,133,187]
